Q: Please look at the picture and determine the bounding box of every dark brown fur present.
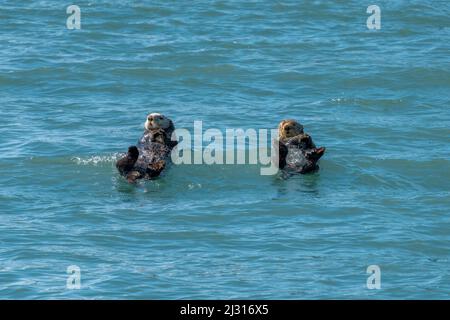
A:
[116,121,177,183]
[274,120,326,174]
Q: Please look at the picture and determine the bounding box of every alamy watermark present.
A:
[66,265,81,289]
[66,5,381,31]
[366,265,381,289]
[170,121,279,176]
[66,5,81,30]
[367,5,381,30]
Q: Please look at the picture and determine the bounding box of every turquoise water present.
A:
[1,0,449,299]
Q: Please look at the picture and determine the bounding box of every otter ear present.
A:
[298,123,304,133]
[168,119,174,130]
[165,120,175,135]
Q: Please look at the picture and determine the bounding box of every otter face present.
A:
[145,113,172,131]
[278,119,304,140]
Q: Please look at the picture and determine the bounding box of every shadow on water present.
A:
[114,175,168,196]
[115,177,139,195]
[272,170,322,199]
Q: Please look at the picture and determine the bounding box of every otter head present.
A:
[144,113,173,131]
[278,119,304,141]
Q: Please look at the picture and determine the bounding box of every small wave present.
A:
[188,183,202,190]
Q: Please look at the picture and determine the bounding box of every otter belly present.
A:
[133,142,171,178]
[284,147,319,174]
[136,143,170,166]
[116,125,177,182]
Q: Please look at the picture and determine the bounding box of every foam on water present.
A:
[72,154,123,166]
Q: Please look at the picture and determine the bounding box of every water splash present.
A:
[72,153,123,166]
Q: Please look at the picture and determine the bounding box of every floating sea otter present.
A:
[274,119,326,174]
[116,113,177,183]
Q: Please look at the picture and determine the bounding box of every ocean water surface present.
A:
[0,0,449,299]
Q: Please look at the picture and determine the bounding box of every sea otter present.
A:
[274,119,326,174]
[116,113,177,183]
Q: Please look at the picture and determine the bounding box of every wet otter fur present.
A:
[116,113,177,183]
[274,119,326,174]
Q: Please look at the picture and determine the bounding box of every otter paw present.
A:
[147,160,166,178]
[126,171,142,183]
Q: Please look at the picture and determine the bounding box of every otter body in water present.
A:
[116,113,177,183]
[275,119,325,174]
